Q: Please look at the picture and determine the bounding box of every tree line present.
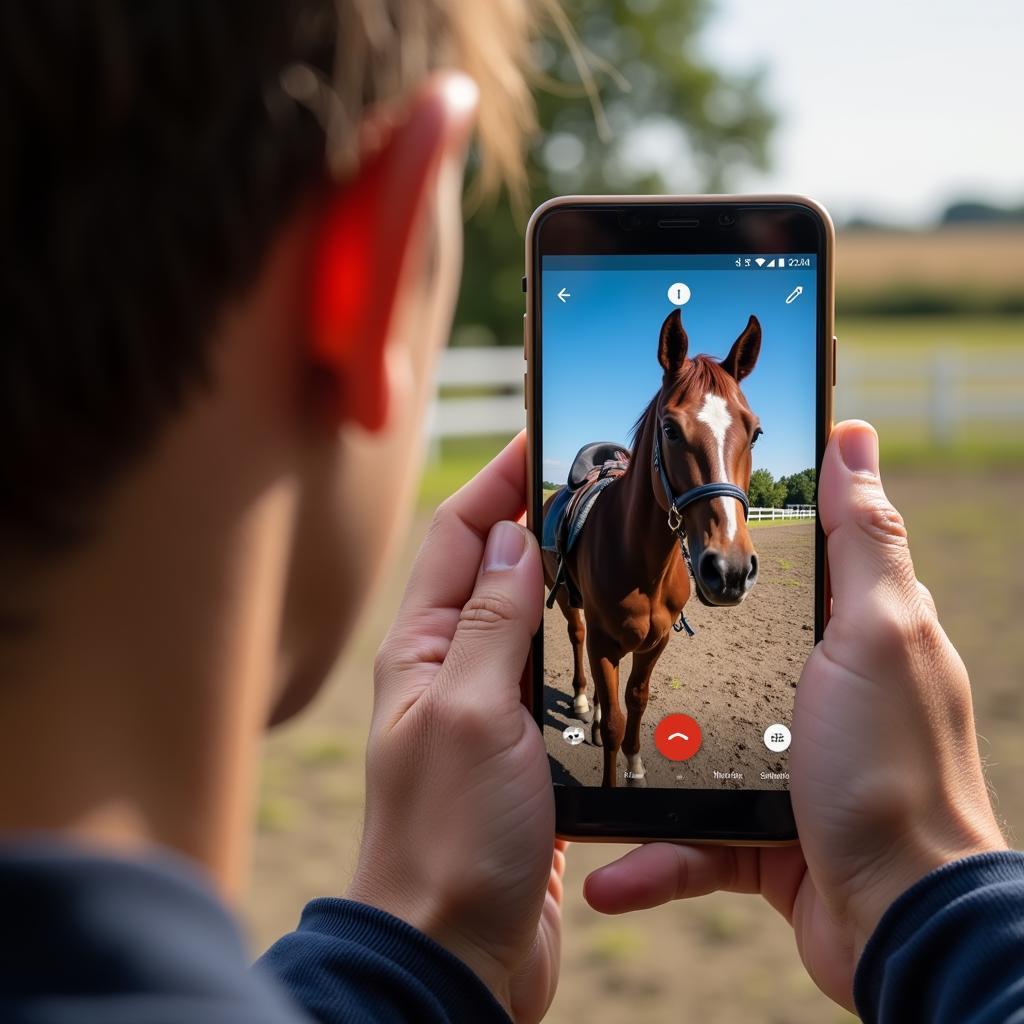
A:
[544,466,816,509]
[748,467,816,509]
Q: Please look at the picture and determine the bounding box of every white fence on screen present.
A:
[748,507,815,521]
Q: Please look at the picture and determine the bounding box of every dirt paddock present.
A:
[248,471,1024,1024]
[543,521,815,789]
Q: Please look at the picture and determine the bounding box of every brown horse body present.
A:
[543,310,763,787]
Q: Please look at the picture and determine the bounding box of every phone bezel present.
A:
[525,196,835,844]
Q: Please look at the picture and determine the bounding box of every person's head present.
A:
[1,2,537,727]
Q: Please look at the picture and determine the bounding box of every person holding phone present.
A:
[0,4,1022,1024]
[342,419,1024,1023]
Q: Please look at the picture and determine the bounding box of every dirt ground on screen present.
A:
[544,521,814,790]
[246,471,1024,1024]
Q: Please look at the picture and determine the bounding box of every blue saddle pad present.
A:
[542,476,620,555]
[542,486,572,552]
[565,477,617,552]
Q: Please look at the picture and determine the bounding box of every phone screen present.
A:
[538,252,819,792]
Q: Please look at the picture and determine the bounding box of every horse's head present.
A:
[652,309,762,606]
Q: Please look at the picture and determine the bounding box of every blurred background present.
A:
[247,1,1023,1020]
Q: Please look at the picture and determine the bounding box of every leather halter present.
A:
[651,411,749,626]
[652,417,750,637]
[652,419,750,537]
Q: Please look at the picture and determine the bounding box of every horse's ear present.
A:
[658,309,689,377]
[722,315,761,382]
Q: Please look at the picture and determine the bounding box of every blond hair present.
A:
[282,0,540,202]
[0,0,539,555]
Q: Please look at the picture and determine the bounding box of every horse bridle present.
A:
[652,417,750,631]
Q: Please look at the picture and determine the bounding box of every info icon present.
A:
[763,723,792,753]
[666,281,691,306]
[654,713,702,761]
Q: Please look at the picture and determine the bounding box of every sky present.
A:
[699,0,1024,226]
[541,257,817,484]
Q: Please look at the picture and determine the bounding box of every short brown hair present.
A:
[0,0,536,553]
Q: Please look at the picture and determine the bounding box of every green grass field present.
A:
[418,435,510,508]
[838,315,1023,348]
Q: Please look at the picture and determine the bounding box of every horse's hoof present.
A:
[626,772,647,788]
[571,695,592,722]
[590,726,603,747]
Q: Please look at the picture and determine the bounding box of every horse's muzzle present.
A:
[696,550,758,605]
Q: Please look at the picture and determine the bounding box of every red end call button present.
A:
[654,713,703,761]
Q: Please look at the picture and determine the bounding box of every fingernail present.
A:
[483,521,526,572]
[839,424,879,475]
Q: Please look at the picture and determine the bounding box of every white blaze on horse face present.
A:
[696,392,739,541]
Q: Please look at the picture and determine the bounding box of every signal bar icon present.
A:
[766,258,776,268]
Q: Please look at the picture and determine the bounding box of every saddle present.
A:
[543,441,629,609]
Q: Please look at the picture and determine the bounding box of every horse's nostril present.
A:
[698,552,727,594]
[747,554,759,583]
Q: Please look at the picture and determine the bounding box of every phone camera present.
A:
[717,213,737,228]
[620,211,650,231]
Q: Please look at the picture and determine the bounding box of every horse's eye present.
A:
[663,421,681,443]
[751,427,764,448]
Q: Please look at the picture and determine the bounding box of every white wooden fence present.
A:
[428,347,525,438]
[836,347,1024,445]
[431,342,1024,449]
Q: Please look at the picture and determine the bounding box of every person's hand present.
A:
[583,420,1006,1010]
[347,432,562,1024]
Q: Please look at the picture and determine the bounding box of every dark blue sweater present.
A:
[0,843,508,1023]
[2,842,1023,1023]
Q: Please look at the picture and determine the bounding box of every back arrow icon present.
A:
[557,287,571,303]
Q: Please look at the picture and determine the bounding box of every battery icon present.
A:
[776,257,786,268]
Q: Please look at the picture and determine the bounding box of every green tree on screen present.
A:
[455,0,776,347]
[747,468,777,507]
[781,468,817,506]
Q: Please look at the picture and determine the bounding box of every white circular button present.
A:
[562,725,585,746]
[763,723,791,753]
[667,282,691,306]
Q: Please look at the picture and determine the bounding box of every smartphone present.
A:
[525,196,834,843]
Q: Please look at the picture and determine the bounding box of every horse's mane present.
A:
[627,355,736,452]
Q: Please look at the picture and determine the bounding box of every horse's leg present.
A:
[590,683,602,747]
[586,628,623,787]
[621,637,670,788]
[565,605,590,718]
[543,548,590,719]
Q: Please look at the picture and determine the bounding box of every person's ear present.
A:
[721,315,761,382]
[658,309,689,378]
[309,72,478,431]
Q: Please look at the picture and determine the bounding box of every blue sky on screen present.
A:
[541,260,817,484]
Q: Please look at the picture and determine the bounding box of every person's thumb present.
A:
[433,520,543,710]
[818,420,922,623]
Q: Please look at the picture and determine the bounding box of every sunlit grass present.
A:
[585,925,647,964]
[838,314,1023,347]
[418,435,509,508]
[748,518,815,529]
[296,734,354,767]
[257,794,299,834]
